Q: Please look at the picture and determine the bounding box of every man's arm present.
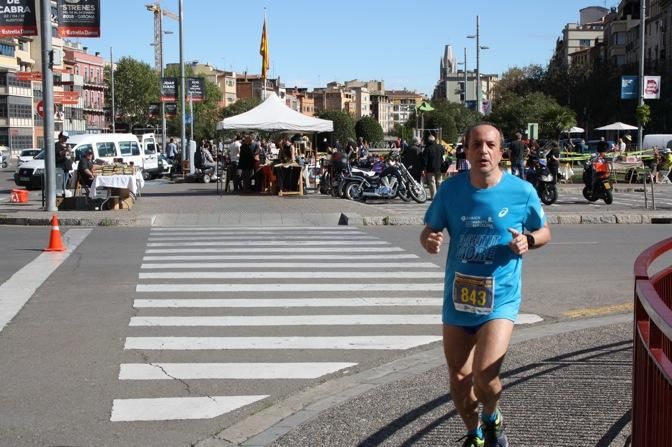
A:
[508,222,551,255]
[420,225,444,254]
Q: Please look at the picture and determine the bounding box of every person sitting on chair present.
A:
[78,149,95,187]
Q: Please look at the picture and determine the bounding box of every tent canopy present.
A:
[594,121,638,131]
[216,93,333,132]
[563,126,584,133]
[416,101,434,112]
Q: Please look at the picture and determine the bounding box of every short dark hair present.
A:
[463,122,505,150]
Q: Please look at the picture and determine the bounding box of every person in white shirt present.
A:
[229,135,242,191]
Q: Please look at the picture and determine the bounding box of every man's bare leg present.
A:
[443,324,479,430]
[472,319,514,415]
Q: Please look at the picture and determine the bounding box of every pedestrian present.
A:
[596,137,609,154]
[229,135,242,191]
[546,142,561,183]
[165,138,177,161]
[238,135,256,192]
[419,122,551,447]
[54,131,72,191]
[424,134,445,200]
[508,132,526,179]
[401,136,424,183]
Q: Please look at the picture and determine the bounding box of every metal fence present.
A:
[633,237,672,446]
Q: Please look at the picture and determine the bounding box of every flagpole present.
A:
[263,8,267,100]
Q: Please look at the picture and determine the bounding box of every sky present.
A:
[81,0,621,97]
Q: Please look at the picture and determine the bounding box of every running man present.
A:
[420,123,551,447]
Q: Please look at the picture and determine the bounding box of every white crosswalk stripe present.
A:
[111,226,543,423]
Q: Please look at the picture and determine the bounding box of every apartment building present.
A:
[386,89,424,129]
[286,87,315,116]
[62,42,107,134]
[551,6,609,67]
[370,92,394,133]
[235,72,280,101]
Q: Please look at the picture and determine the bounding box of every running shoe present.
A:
[482,411,508,447]
[457,434,485,447]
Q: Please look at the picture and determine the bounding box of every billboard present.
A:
[621,75,638,100]
[643,76,661,99]
[160,77,177,102]
[186,77,205,102]
[165,102,177,119]
[0,0,36,36]
[57,0,100,38]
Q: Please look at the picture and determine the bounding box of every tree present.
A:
[355,116,384,146]
[316,110,355,147]
[541,106,577,140]
[489,91,570,139]
[104,57,159,127]
[220,97,261,119]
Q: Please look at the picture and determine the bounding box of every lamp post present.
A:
[638,0,646,150]
[467,16,488,114]
[178,0,187,166]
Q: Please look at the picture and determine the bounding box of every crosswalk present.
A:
[110,225,541,423]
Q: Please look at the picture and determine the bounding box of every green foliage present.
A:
[316,110,356,146]
[355,116,384,145]
[393,123,414,142]
[636,103,651,126]
[104,57,159,127]
[489,91,571,139]
[220,97,261,119]
[541,106,577,140]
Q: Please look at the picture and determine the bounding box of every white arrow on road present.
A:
[110,395,268,422]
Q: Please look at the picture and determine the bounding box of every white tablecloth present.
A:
[89,173,144,199]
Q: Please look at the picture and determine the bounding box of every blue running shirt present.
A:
[424,172,546,326]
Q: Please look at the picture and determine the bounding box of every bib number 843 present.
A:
[460,288,487,306]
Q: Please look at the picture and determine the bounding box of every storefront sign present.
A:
[186,77,205,102]
[57,0,100,38]
[161,77,177,102]
[0,0,36,36]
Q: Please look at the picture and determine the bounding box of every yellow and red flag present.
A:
[260,18,269,80]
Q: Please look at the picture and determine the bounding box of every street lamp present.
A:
[467,15,488,114]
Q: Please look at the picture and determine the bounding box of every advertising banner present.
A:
[57,0,100,38]
[165,102,177,118]
[186,77,205,102]
[148,103,160,118]
[643,75,661,99]
[621,75,638,100]
[161,77,177,102]
[0,0,37,36]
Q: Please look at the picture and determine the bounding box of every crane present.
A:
[145,2,178,72]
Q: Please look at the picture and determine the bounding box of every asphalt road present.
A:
[0,224,669,447]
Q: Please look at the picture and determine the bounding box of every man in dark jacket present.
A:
[238,135,256,192]
[508,132,526,179]
[401,136,424,183]
[424,135,445,200]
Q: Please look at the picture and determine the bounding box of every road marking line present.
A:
[129,314,441,327]
[140,262,437,269]
[124,336,444,350]
[110,396,268,422]
[548,242,599,245]
[0,229,91,334]
[147,240,390,247]
[133,297,444,308]
[145,247,406,254]
[136,283,445,292]
[138,271,445,279]
[142,254,420,261]
[562,303,634,319]
[149,231,366,236]
[151,226,349,231]
[118,362,358,380]
[147,235,375,241]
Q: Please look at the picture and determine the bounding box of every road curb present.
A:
[201,313,632,447]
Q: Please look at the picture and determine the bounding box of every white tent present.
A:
[594,122,638,131]
[563,126,585,133]
[216,93,333,132]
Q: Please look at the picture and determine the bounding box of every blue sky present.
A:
[82,0,620,96]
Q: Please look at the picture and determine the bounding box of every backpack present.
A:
[194,147,204,169]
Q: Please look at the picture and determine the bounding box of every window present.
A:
[145,141,156,155]
[96,142,116,157]
[0,44,15,57]
[119,141,140,156]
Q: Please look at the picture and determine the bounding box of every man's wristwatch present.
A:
[525,233,535,249]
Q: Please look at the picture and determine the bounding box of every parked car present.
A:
[14,150,46,189]
[17,148,42,167]
[585,140,615,153]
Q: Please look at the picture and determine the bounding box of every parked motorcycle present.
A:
[396,161,427,203]
[1,153,7,169]
[525,152,557,205]
[344,161,403,202]
[582,154,613,204]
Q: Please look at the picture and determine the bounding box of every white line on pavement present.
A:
[124,336,444,350]
[149,231,366,236]
[129,314,441,327]
[146,240,389,247]
[151,226,348,231]
[138,271,445,279]
[118,362,358,380]
[110,396,268,422]
[0,229,92,334]
[140,262,438,269]
[133,297,444,308]
[136,283,445,292]
[144,247,406,254]
[142,254,420,261]
[147,235,374,241]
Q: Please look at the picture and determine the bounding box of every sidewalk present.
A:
[205,315,632,447]
[0,180,670,226]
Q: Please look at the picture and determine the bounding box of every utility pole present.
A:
[179,0,187,166]
[40,0,56,212]
[463,47,468,105]
[146,2,178,149]
[110,47,115,133]
[638,0,646,150]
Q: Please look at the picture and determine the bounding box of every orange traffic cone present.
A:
[44,214,66,252]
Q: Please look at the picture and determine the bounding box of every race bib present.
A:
[452,272,495,315]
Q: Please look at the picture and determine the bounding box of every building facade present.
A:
[63,42,106,134]
[386,90,424,129]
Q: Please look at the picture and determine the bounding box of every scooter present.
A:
[1,153,7,169]
[582,154,613,204]
[525,152,557,205]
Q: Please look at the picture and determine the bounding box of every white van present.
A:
[642,134,672,150]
